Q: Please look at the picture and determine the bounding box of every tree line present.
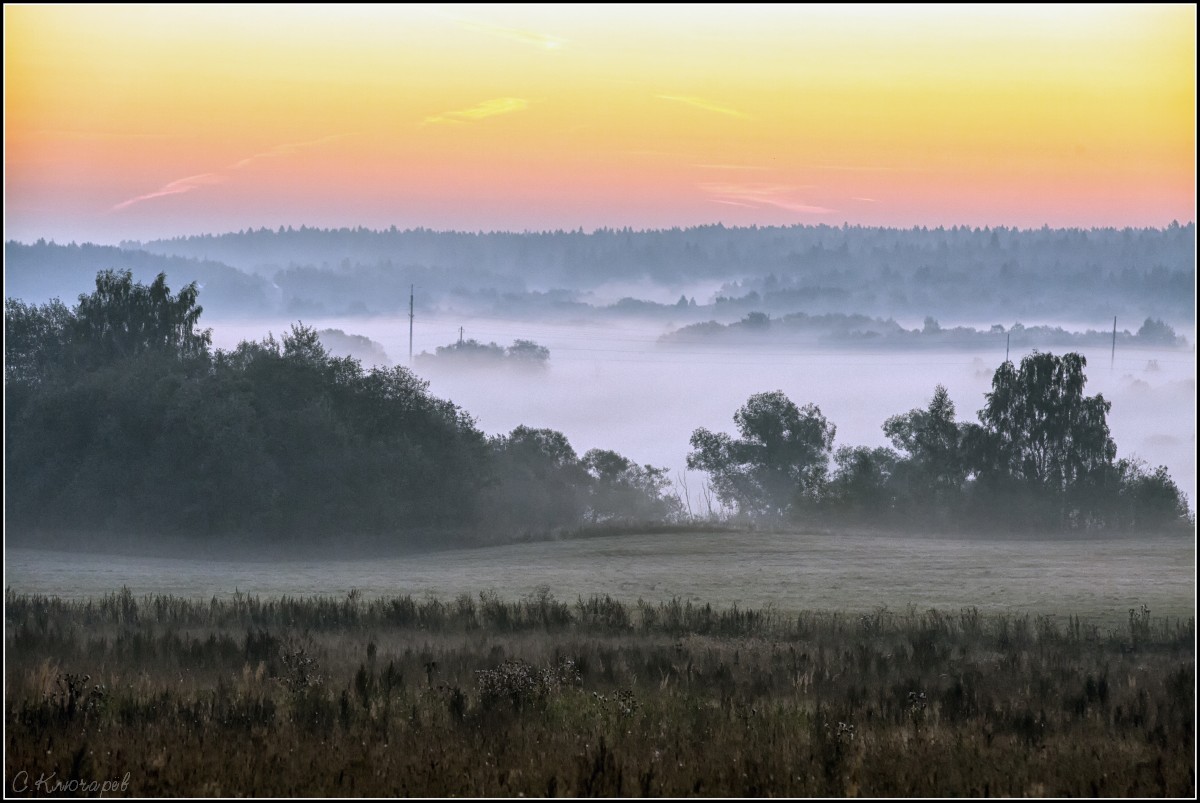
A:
[8,220,1193,325]
[663,310,1188,351]
[5,271,1190,546]
[416,338,550,369]
[689,362,1191,532]
[5,271,674,544]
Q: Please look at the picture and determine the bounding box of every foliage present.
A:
[506,339,550,365]
[5,274,485,538]
[688,391,836,517]
[882,384,968,515]
[1135,317,1178,344]
[825,446,899,518]
[316,328,390,366]
[687,357,1188,531]
[484,426,591,533]
[6,272,692,542]
[419,338,550,368]
[1112,459,1193,530]
[973,352,1116,491]
[433,337,506,359]
[71,269,212,365]
[581,449,682,523]
[960,352,1118,528]
[3,297,74,386]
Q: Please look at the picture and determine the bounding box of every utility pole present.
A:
[1005,332,1010,363]
[1110,316,1117,370]
[408,284,414,365]
[458,326,464,345]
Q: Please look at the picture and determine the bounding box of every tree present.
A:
[5,270,211,384]
[972,352,1115,492]
[72,269,212,367]
[4,297,73,385]
[582,448,680,523]
[1135,317,1178,344]
[1113,459,1191,530]
[6,272,496,539]
[883,384,966,503]
[430,339,506,361]
[827,445,899,518]
[506,339,550,366]
[687,391,835,517]
[486,427,590,533]
[965,352,1118,527]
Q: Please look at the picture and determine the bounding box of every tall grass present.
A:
[5,589,1194,796]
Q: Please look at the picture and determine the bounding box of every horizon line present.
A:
[7,219,1197,248]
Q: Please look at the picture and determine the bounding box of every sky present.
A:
[4,3,1196,244]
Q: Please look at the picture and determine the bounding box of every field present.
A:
[6,528,1196,626]
[5,530,1195,795]
[4,588,1195,796]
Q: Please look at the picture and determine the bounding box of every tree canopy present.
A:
[688,391,836,516]
[969,352,1115,491]
[688,359,1189,532]
[5,272,675,542]
[883,384,967,508]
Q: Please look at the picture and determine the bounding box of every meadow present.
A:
[6,528,1195,625]
[4,588,1194,796]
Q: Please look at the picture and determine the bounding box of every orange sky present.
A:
[4,4,1195,243]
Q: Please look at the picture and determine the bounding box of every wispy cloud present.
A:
[700,182,835,215]
[853,196,880,203]
[455,18,565,50]
[657,95,750,120]
[229,134,349,169]
[424,97,530,125]
[111,134,350,212]
[111,173,227,212]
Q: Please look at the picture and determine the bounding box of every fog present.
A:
[210,313,1197,513]
[8,224,1195,524]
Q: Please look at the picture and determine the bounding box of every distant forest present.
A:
[5,222,1194,328]
[661,311,1189,351]
[5,270,1191,548]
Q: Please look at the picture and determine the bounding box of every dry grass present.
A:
[5,589,1195,796]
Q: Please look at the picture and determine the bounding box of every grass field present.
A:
[4,589,1194,796]
[6,529,1195,627]
[6,530,1193,795]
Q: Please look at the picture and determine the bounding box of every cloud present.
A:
[111,134,350,212]
[700,182,835,215]
[229,134,350,170]
[852,196,880,203]
[110,173,227,211]
[424,97,530,125]
[657,95,750,120]
[455,18,565,50]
